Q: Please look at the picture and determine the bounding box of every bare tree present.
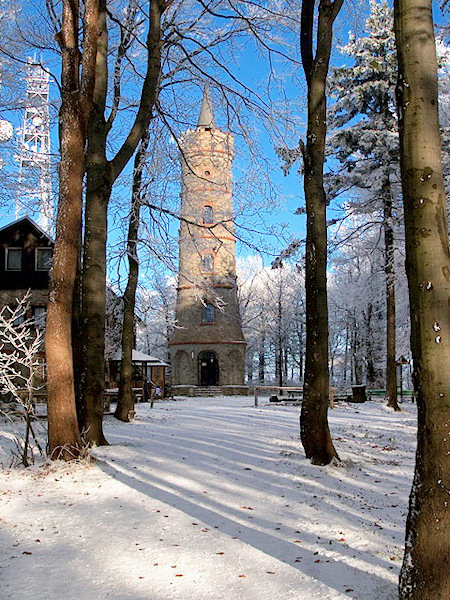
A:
[0,293,45,466]
[115,135,150,422]
[81,0,168,444]
[45,0,99,460]
[299,0,342,465]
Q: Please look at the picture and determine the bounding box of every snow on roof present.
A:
[0,215,54,242]
[109,349,169,366]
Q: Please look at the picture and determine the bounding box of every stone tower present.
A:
[170,88,246,394]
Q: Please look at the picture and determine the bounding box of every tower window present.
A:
[201,253,214,273]
[202,205,214,224]
[202,302,215,323]
[5,248,22,271]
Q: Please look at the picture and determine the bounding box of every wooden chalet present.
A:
[0,216,169,402]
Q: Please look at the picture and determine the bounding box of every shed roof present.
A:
[109,349,169,366]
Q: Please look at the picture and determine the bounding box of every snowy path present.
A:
[0,396,416,600]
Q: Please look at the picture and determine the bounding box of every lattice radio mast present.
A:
[17,57,52,232]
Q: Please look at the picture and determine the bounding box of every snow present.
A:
[0,396,417,600]
[108,349,169,365]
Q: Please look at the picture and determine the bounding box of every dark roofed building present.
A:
[0,216,169,400]
[0,216,53,327]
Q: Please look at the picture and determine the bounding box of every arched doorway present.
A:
[198,351,219,386]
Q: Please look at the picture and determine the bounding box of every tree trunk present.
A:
[258,330,265,384]
[81,162,111,444]
[299,318,304,379]
[81,0,165,444]
[72,216,85,429]
[383,177,400,410]
[365,303,377,385]
[46,0,98,459]
[115,137,148,422]
[352,316,363,385]
[81,0,109,444]
[394,0,450,597]
[275,281,283,389]
[343,320,349,383]
[300,0,342,465]
[247,353,254,383]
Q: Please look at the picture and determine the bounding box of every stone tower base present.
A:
[171,343,246,388]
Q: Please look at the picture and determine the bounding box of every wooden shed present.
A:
[107,350,169,400]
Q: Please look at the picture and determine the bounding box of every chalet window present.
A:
[202,205,214,224]
[6,248,22,271]
[33,306,46,328]
[36,247,52,271]
[9,305,25,327]
[35,355,47,380]
[201,253,214,273]
[202,302,215,323]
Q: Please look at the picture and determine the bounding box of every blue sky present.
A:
[0,0,446,280]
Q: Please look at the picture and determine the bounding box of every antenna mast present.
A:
[17,57,52,232]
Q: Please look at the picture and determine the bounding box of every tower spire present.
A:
[197,85,215,129]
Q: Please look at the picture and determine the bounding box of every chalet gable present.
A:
[0,216,54,291]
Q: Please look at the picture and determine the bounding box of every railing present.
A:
[254,385,336,408]
[254,386,303,407]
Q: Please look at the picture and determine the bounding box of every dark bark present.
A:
[115,136,148,422]
[258,337,265,383]
[300,0,342,465]
[299,318,304,379]
[394,0,450,597]
[247,353,254,383]
[72,214,85,428]
[274,276,283,388]
[343,321,349,383]
[352,315,363,385]
[383,177,400,410]
[46,0,98,459]
[81,0,166,445]
[365,303,377,385]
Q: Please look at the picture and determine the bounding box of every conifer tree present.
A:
[327,0,401,410]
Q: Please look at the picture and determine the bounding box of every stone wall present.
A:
[0,288,48,309]
[171,343,246,386]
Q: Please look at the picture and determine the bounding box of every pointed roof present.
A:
[197,85,215,129]
[0,215,54,243]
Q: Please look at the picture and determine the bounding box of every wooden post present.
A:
[150,384,155,408]
[329,387,335,409]
[254,387,259,407]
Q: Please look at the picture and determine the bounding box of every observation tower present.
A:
[170,88,246,395]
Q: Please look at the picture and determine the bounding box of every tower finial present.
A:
[197,84,215,129]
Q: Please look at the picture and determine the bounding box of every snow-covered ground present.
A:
[0,396,416,600]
